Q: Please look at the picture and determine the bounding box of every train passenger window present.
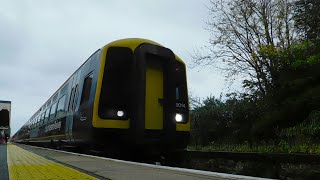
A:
[44,108,50,123]
[52,93,58,102]
[36,116,39,127]
[72,85,79,111]
[80,73,93,105]
[38,117,41,126]
[68,85,79,112]
[56,95,66,118]
[99,47,133,120]
[68,88,75,111]
[46,99,51,108]
[49,102,58,121]
[40,113,45,125]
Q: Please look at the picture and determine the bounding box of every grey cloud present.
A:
[0,17,24,65]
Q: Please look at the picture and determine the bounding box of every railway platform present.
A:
[0,143,269,180]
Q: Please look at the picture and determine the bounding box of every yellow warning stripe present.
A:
[7,144,97,180]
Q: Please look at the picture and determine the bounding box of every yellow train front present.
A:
[13,38,190,157]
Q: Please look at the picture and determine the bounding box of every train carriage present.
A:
[12,38,190,156]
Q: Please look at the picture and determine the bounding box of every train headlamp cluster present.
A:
[175,113,183,123]
[117,110,124,117]
[103,109,127,120]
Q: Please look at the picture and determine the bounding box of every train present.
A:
[12,38,190,158]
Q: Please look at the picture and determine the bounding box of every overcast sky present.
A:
[0,0,240,135]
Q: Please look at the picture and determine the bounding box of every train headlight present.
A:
[175,113,183,122]
[117,110,124,117]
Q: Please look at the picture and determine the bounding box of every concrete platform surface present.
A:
[0,144,9,179]
[3,143,98,180]
[12,143,271,180]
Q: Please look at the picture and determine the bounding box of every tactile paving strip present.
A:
[7,144,97,180]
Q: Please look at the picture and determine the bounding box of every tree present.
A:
[294,0,320,42]
[193,0,296,98]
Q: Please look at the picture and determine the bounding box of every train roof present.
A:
[104,38,185,64]
[103,38,163,49]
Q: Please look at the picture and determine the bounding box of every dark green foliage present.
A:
[294,0,320,42]
[281,111,320,142]
[290,41,320,69]
[190,95,259,145]
[190,96,229,146]
[254,38,319,130]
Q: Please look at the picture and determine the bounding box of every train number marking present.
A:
[176,103,186,108]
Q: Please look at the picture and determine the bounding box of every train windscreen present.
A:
[99,47,133,120]
[175,61,189,123]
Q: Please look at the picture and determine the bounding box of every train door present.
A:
[65,77,75,142]
[133,44,176,143]
[78,72,93,122]
[145,57,164,129]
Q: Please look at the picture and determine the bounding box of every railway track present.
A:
[182,150,320,179]
[184,150,320,164]
[22,142,320,165]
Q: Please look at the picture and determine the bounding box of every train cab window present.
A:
[175,61,187,100]
[49,102,58,121]
[80,73,93,105]
[175,61,188,123]
[56,95,66,118]
[99,47,133,120]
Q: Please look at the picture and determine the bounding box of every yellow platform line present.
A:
[7,144,98,180]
